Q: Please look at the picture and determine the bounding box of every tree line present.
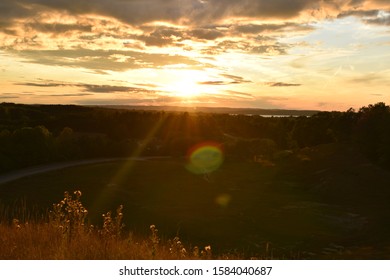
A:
[1,102,389,173]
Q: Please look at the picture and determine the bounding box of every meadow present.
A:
[1,143,390,259]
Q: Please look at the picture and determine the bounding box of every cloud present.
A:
[221,74,252,84]
[134,25,227,47]
[188,28,225,40]
[198,73,252,85]
[201,39,291,56]
[338,9,390,25]
[77,95,181,106]
[16,82,68,87]
[46,93,93,97]
[0,0,306,29]
[189,0,315,22]
[365,12,390,25]
[81,84,158,94]
[251,44,289,55]
[135,27,184,47]
[349,72,388,84]
[198,80,227,85]
[2,0,386,62]
[10,49,205,72]
[267,82,302,87]
[337,9,381,18]
[5,0,192,25]
[0,1,35,28]
[16,80,161,95]
[234,23,314,34]
[3,0,385,29]
[0,94,19,99]
[26,23,93,34]
[224,90,254,98]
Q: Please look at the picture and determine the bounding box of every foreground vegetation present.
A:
[0,191,240,260]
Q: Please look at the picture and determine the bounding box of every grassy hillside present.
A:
[1,143,390,259]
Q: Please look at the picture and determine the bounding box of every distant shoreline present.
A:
[0,102,321,116]
[94,104,320,116]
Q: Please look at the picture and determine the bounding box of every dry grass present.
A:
[0,190,238,260]
[0,222,216,260]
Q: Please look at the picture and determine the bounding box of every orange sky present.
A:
[1,0,389,110]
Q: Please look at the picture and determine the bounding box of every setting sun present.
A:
[162,70,214,100]
[167,78,202,99]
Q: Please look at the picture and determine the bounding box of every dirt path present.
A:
[0,157,167,185]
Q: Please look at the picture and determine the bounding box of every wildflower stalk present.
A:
[149,225,160,259]
[49,190,88,243]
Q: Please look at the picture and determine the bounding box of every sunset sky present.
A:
[1,0,389,110]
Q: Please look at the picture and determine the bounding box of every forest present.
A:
[0,102,389,174]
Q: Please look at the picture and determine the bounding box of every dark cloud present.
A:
[189,28,225,40]
[46,93,93,97]
[337,9,381,18]
[1,29,18,36]
[9,49,206,72]
[236,24,280,34]
[337,9,390,25]
[201,39,290,56]
[16,82,68,87]
[0,1,35,29]
[77,95,180,106]
[267,82,302,87]
[8,0,191,25]
[6,36,41,49]
[198,80,227,85]
[82,84,157,94]
[251,44,289,55]
[136,27,184,47]
[372,0,390,5]
[26,23,93,34]
[2,0,379,28]
[221,74,252,84]
[15,80,161,95]
[134,26,227,47]
[365,13,390,25]
[189,0,316,23]
[235,23,314,34]
[0,94,19,99]
[198,73,251,86]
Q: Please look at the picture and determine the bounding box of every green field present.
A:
[1,144,390,259]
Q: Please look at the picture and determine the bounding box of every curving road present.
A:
[0,157,168,185]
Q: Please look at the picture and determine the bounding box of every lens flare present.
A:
[186,142,224,174]
[216,194,232,208]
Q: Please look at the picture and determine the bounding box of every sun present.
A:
[169,79,201,98]
[162,70,209,99]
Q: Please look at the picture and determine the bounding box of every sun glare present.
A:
[163,70,210,99]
